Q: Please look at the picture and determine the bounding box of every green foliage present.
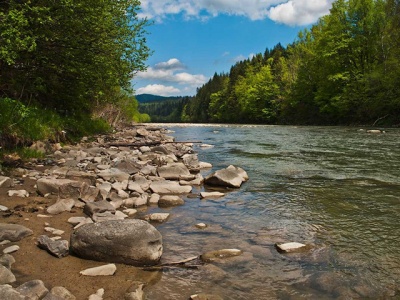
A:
[184,0,400,126]
[139,96,191,122]
[0,0,151,148]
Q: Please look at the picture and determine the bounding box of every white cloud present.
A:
[136,58,208,87]
[136,84,181,96]
[154,58,186,70]
[268,0,333,26]
[138,0,333,25]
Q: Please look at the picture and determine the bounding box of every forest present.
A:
[137,94,192,123]
[0,0,150,149]
[182,0,400,126]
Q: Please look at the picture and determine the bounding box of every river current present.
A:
[142,125,400,299]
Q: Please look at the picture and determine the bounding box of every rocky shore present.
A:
[0,125,249,299]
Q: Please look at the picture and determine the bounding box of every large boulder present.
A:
[70,219,163,266]
[204,165,248,188]
[0,223,33,242]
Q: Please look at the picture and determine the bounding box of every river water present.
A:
[142,125,400,299]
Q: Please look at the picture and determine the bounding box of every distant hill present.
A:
[135,94,184,103]
[137,94,193,122]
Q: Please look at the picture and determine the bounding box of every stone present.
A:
[80,186,101,202]
[182,154,200,170]
[59,181,90,199]
[49,286,76,300]
[114,160,140,175]
[44,227,65,235]
[200,191,225,199]
[98,182,112,200]
[127,181,144,194]
[180,174,204,186]
[199,162,213,169]
[200,249,243,263]
[124,282,144,300]
[16,280,49,300]
[123,209,137,217]
[140,165,157,176]
[67,217,87,226]
[97,168,130,182]
[148,193,160,205]
[190,294,223,300]
[47,198,75,215]
[275,242,308,253]
[83,200,116,217]
[204,165,248,188]
[79,264,116,276]
[158,195,185,207]
[92,212,125,223]
[0,205,8,212]
[0,254,15,269]
[88,288,104,300]
[3,245,19,254]
[74,218,93,230]
[0,176,12,188]
[195,223,207,229]
[37,178,79,196]
[0,223,33,242]
[144,213,170,223]
[157,163,191,180]
[7,190,29,197]
[124,195,148,207]
[37,235,69,258]
[150,180,192,194]
[132,175,151,191]
[70,219,163,266]
[65,170,96,186]
[366,129,383,134]
[0,284,25,300]
[112,180,128,191]
[0,264,16,284]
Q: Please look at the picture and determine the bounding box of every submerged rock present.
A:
[70,219,163,266]
[200,249,243,263]
[275,242,308,253]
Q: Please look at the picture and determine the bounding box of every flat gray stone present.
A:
[275,242,308,253]
[37,235,69,258]
[200,191,225,199]
[200,249,243,263]
[0,176,12,188]
[158,195,184,207]
[144,213,170,223]
[0,254,15,269]
[0,223,33,242]
[49,286,76,300]
[157,163,191,180]
[150,180,192,194]
[0,264,16,284]
[47,198,75,215]
[70,219,162,266]
[79,264,116,276]
[97,168,130,182]
[16,280,49,300]
[3,245,19,254]
[0,284,25,300]
[83,200,116,217]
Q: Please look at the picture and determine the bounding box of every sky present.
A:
[133,0,334,97]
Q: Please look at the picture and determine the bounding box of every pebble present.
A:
[80,264,116,276]
[3,245,20,254]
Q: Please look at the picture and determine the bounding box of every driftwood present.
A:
[142,255,202,271]
[107,141,202,147]
[372,114,389,126]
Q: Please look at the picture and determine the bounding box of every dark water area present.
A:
[143,125,400,299]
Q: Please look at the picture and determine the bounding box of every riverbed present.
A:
[143,124,400,299]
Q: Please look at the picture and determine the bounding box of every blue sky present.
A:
[133,0,334,96]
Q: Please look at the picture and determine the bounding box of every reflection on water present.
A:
[142,125,400,299]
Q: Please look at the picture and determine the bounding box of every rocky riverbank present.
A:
[0,125,249,299]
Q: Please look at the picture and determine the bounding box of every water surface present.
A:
[143,125,400,299]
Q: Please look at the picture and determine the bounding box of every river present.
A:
[141,125,400,299]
